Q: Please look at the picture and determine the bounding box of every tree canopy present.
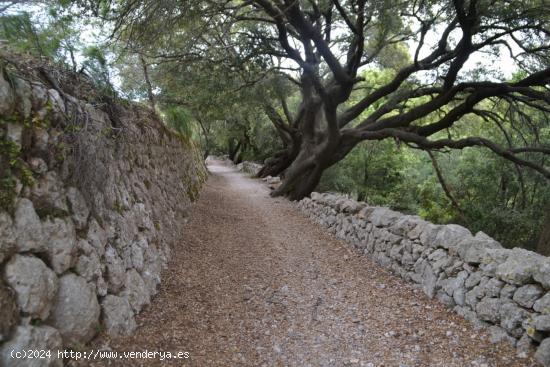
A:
[2,0,549,252]
[84,0,550,193]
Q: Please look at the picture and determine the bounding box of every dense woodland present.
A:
[1,0,549,253]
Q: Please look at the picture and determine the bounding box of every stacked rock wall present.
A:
[0,61,206,365]
[297,192,550,366]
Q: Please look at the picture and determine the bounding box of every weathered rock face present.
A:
[297,192,550,364]
[0,325,62,367]
[121,269,150,313]
[14,199,44,253]
[100,295,137,337]
[48,274,100,344]
[0,279,18,342]
[236,161,263,176]
[4,255,58,321]
[0,59,206,364]
[0,212,16,264]
[42,218,77,274]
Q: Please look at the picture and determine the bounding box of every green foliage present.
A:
[0,12,45,54]
[319,140,415,210]
[0,8,80,67]
[0,175,16,212]
[317,66,549,251]
[0,3,116,97]
[320,141,549,250]
[81,45,115,96]
[162,106,194,140]
[0,131,35,212]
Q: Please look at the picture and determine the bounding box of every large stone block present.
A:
[476,297,502,323]
[13,78,32,118]
[536,338,550,367]
[0,278,18,342]
[534,260,550,290]
[142,243,162,296]
[4,254,58,320]
[0,212,16,264]
[104,246,125,293]
[121,236,147,271]
[42,218,77,274]
[483,278,505,298]
[500,301,529,336]
[121,269,150,313]
[344,200,365,215]
[66,187,89,230]
[534,293,550,314]
[14,199,44,253]
[419,223,443,247]
[29,172,68,215]
[28,157,48,175]
[464,271,483,289]
[101,295,137,337]
[513,284,543,309]
[422,264,437,298]
[368,207,402,227]
[75,248,102,282]
[432,224,472,250]
[495,248,545,285]
[240,161,262,175]
[532,315,550,332]
[406,218,431,240]
[441,270,468,299]
[387,215,422,236]
[48,273,100,344]
[457,237,505,265]
[132,203,154,232]
[86,219,107,257]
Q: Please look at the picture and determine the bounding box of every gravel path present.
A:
[80,160,536,367]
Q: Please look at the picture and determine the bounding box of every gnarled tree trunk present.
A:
[257,134,301,178]
[271,136,356,200]
[227,139,241,163]
[264,69,358,200]
[269,97,358,200]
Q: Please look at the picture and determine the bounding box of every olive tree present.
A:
[80,0,550,200]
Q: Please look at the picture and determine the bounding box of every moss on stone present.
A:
[54,142,66,163]
[113,200,124,214]
[0,133,35,211]
[0,176,16,212]
[0,138,20,164]
[19,164,34,187]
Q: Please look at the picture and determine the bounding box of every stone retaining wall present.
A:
[0,63,206,366]
[297,192,550,366]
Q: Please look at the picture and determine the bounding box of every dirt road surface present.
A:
[77,160,536,367]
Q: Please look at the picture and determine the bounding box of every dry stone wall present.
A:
[0,63,206,366]
[297,192,550,366]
